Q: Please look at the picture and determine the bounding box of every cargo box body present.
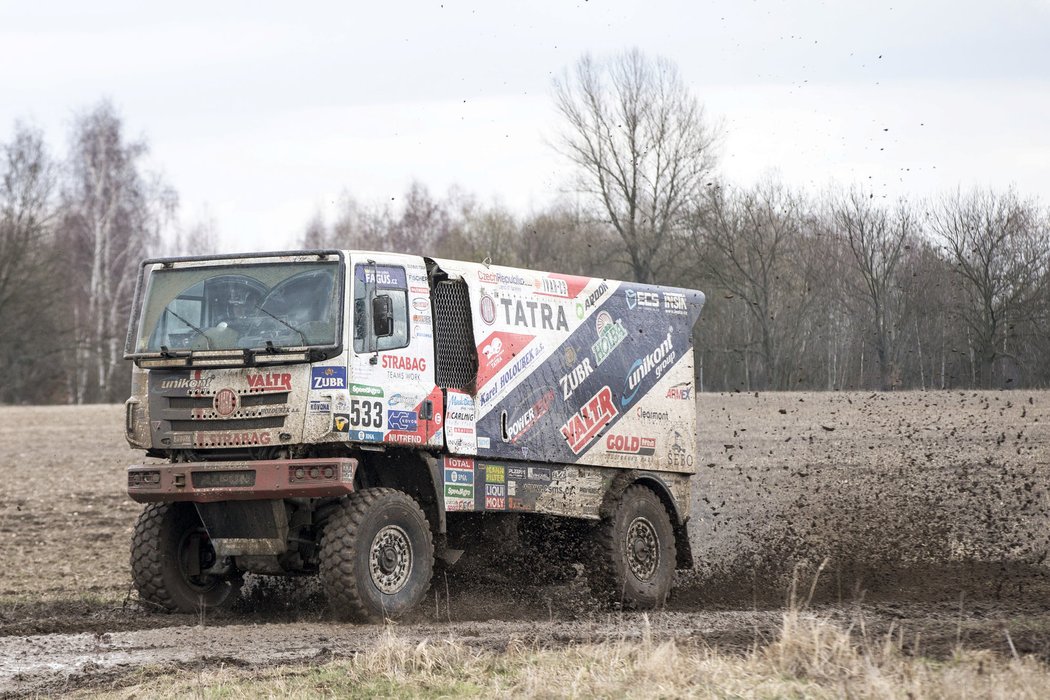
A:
[430,258,703,474]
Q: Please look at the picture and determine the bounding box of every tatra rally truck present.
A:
[123,250,705,620]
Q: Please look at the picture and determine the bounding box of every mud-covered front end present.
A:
[122,251,357,504]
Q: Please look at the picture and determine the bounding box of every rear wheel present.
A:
[130,502,241,612]
[585,485,676,608]
[319,488,434,622]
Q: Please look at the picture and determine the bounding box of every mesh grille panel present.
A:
[432,280,477,390]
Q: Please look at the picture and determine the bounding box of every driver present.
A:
[191,281,254,350]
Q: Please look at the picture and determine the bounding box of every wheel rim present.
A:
[369,525,413,594]
[624,516,659,581]
[177,528,220,592]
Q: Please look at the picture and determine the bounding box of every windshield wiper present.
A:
[252,305,308,347]
[163,307,212,349]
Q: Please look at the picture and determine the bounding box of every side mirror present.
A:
[372,295,394,337]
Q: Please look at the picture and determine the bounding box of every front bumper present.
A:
[126,457,357,503]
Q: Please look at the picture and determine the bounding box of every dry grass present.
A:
[85,608,1050,699]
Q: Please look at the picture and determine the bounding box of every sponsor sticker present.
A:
[499,298,568,331]
[193,431,270,447]
[356,265,407,289]
[621,329,676,408]
[535,276,569,298]
[481,336,503,365]
[312,366,347,390]
[485,484,506,497]
[559,357,594,400]
[636,407,670,421]
[480,291,497,325]
[478,341,545,406]
[353,429,384,441]
[592,312,628,365]
[349,383,383,397]
[508,466,527,480]
[485,495,506,510]
[478,270,527,286]
[527,467,551,481]
[504,387,556,444]
[386,410,418,431]
[663,292,688,314]
[308,399,331,413]
[561,386,619,455]
[626,288,660,309]
[412,297,430,311]
[606,433,657,456]
[445,467,474,485]
[446,484,473,499]
[159,371,213,391]
[382,356,427,372]
[247,372,291,392]
[485,464,505,483]
[333,414,350,432]
[667,382,693,400]
[388,393,413,408]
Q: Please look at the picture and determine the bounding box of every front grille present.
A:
[168,393,288,409]
[170,416,285,431]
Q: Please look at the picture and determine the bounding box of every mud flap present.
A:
[195,500,288,557]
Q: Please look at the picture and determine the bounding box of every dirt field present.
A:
[1,392,1049,696]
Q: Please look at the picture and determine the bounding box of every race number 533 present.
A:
[349,399,383,428]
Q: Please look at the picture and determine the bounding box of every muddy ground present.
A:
[1,392,1048,696]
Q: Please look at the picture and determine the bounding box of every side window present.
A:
[353,264,410,353]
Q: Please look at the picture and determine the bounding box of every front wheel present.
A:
[319,488,434,622]
[585,485,676,608]
[130,502,241,612]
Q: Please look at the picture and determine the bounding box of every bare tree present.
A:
[61,101,163,403]
[515,202,620,278]
[0,124,56,330]
[930,188,1049,388]
[832,190,916,390]
[553,48,720,283]
[693,181,815,390]
[0,123,64,402]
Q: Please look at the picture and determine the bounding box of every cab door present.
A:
[346,255,442,448]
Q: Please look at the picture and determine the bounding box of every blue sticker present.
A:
[312,366,347,390]
[353,429,384,442]
[444,467,474,485]
[387,410,418,431]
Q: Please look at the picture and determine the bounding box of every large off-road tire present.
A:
[130,502,242,613]
[585,485,676,608]
[319,488,434,622]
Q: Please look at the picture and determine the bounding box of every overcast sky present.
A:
[2,0,1048,252]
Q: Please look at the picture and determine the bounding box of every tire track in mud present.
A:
[0,611,785,697]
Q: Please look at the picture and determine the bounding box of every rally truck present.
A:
[123,250,705,620]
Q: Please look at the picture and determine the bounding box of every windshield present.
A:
[131,261,341,353]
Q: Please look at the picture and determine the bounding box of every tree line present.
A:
[3,52,1048,404]
[300,178,1050,393]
